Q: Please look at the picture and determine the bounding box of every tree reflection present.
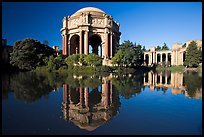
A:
[184,72,202,99]
[112,73,144,99]
[10,72,53,103]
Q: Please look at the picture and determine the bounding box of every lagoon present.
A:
[2,70,202,135]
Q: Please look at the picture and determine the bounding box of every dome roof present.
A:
[75,7,105,14]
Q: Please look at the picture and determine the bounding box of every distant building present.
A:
[144,40,202,66]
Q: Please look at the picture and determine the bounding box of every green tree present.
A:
[112,40,144,67]
[84,53,102,67]
[162,42,169,50]
[10,38,55,70]
[65,54,80,66]
[156,45,162,51]
[184,41,200,68]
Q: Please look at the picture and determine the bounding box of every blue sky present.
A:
[2,2,202,50]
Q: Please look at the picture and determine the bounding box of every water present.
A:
[2,70,202,135]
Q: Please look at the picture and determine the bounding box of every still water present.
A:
[2,70,202,135]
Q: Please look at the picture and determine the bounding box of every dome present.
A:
[74,7,105,14]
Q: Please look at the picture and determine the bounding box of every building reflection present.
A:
[143,71,202,99]
[62,76,121,131]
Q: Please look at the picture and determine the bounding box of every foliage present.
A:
[10,38,55,70]
[65,54,80,66]
[84,53,102,67]
[156,45,162,51]
[184,72,202,98]
[111,40,144,67]
[162,42,169,50]
[184,41,200,68]
[9,72,53,103]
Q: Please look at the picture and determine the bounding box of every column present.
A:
[84,31,89,55]
[155,53,157,64]
[160,53,162,63]
[152,52,155,64]
[160,73,162,84]
[181,52,183,65]
[79,87,83,107]
[176,50,178,66]
[110,33,113,58]
[165,74,168,85]
[80,31,83,54]
[63,84,67,102]
[171,51,174,65]
[64,34,67,55]
[62,35,64,55]
[105,32,109,58]
[166,53,168,64]
[84,87,89,108]
[110,81,113,104]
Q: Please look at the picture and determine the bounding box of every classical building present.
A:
[61,7,121,65]
[144,40,202,66]
[62,75,120,131]
[143,71,202,99]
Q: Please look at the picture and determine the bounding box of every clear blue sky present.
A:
[2,2,202,50]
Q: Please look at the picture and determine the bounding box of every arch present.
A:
[89,34,102,56]
[145,54,149,66]
[157,54,161,64]
[70,34,80,55]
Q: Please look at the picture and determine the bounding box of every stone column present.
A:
[155,53,157,64]
[160,73,162,84]
[166,53,168,64]
[64,34,67,56]
[152,52,155,64]
[149,54,151,65]
[110,33,113,58]
[79,87,83,107]
[171,51,174,65]
[160,53,162,63]
[62,35,64,55]
[176,50,178,66]
[63,84,67,102]
[80,31,83,54]
[181,52,183,65]
[84,31,89,55]
[110,81,113,104]
[84,87,89,108]
[165,74,168,85]
[105,32,109,58]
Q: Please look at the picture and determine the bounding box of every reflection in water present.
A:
[143,71,202,99]
[2,70,202,134]
[62,76,121,131]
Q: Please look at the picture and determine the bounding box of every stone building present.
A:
[61,76,120,131]
[61,7,121,65]
[144,40,202,66]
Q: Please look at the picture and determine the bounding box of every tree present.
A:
[10,38,55,70]
[43,40,49,46]
[84,53,102,67]
[65,54,80,66]
[184,41,200,67]
[162,42,169,50]
[156,45,162,51]
[112,40,144,67]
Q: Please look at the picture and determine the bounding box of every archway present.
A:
[145,54,149,66]
[89,34,102,56]
[70,35,80,55]
[157,54,161,64]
